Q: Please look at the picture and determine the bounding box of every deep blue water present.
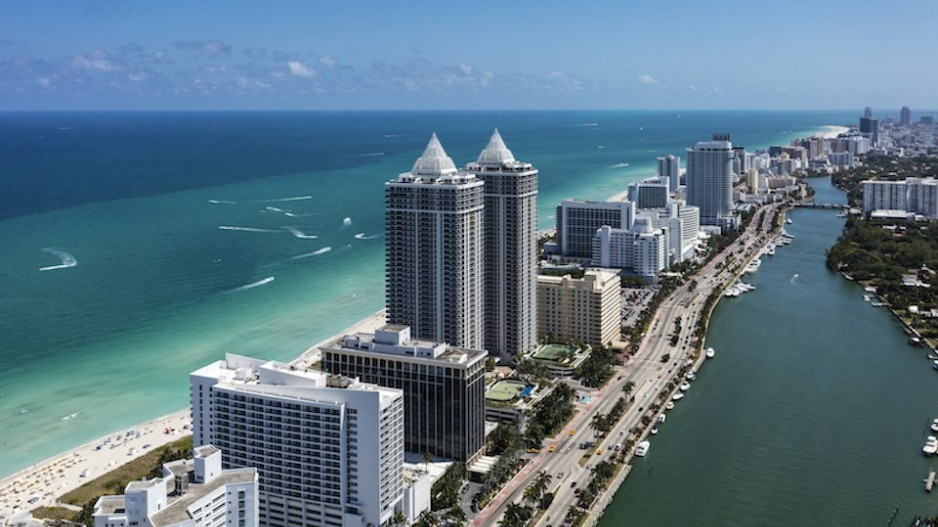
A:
[0,110,853,477]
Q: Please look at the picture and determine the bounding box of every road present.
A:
[474,204,782,527]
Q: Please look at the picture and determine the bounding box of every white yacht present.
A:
[665,402,675,410]
[923,436,938,456]
[679,381,691,392]
[658,414,667,423]
[763,244,776,256]
[672,392,685,401]
[706,347,716,359]
[930,418,938,433]
[650,427,659,435]
[686,372,696,381]
[635,441,650,457]
[744,259,762,274]
[786,218,793,224]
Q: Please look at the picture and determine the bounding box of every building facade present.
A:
[686,137,735,230]
[321,324,487,462]
[537,269,622,347]
[385,134,484,349]
[657,154,681,191]
[555,200,633,258]
[464,130,538,357]
[863,178,938,218]
[191,354,419,527]
[592,220,669,281]
[94,446,259,527]
[628,179,669,209]
[901,106,912,127]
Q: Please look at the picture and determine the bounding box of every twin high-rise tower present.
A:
[385,131,538,357]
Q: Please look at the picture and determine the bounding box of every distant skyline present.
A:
[2,0,937,111]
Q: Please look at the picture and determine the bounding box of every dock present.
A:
[927,469,936,492]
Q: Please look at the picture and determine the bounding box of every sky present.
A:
[1,0,936,111]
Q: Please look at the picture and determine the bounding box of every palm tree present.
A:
[499,503,532,527]
[532,470,553,499]
[416,509,440,527]
[590,412,608,437]
[623,380,635,397]
[523,484,541,507]
[389,510,407,527]
[445,505,467,526]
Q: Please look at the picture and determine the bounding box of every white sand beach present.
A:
[0,309,388,525]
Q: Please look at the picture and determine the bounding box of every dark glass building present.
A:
[321,325,487,463]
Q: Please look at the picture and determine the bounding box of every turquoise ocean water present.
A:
[0,111,849,478]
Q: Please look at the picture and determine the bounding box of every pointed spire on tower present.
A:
[411,133,458,176]
[476,128,516,166]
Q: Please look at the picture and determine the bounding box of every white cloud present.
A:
[288,61,316,78]
[638,74,656,84]
[711,86,724,93]
[459,63,473,75]
[688,84,700,92]
[319,56,336,68]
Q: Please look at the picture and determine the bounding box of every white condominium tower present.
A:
[657,154,681,191]
[464,129,538,357]
[686,135,734,229]
[385,134,484,349]
[191,354,409,527]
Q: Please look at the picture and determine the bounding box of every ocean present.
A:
[0,110,852,478]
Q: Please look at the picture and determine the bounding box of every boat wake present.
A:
[61,412,80,421]
[355,152,385,157]
[574,122,599,127]
[208,199,237,205]
[228,276,275,293]
[597,145,611,149]
[290,247,332,260]
[610,162,630,168]
[354,233,382,240]
[342,217,352,226]
[39,248,77,272]
[219,226,281,233]
[791,273,799,283]
[285,226,319,239]
[259,196,312,203]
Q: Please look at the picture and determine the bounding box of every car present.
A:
[527,447,540,453]
[570,481,577,488]
[549,445,556,452]
[569,429,576,436]
[596,448,604,455]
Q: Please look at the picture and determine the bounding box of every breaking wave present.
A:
[218,226,281,233]
[259,196,312,202]
[355,152,385,157]
[354,233,382,240]
[228,276,275,293]
[208,199,237,205]
[284,226,319,239]
[290,247,332,260]
[39,248,77,272]
[610,162,630,168]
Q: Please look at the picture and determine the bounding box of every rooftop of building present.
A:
[327,324,486,367]
[389,133,481,186]
[192,353,403,405]
[464,129,535,172]
[95,495,126,516]
[537,268,619,290]
[149,468,256,527]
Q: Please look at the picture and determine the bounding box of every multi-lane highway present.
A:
[475,204,781,527]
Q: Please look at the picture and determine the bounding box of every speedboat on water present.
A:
[924,436,938,456]
[679,381,691,392]
[635,441,650,457]
[650,427,658,435]
[665,402,675,410]
[706,348,715,359]
[931,418,938,433]
[658,414,667,423]
[672,392,685,401]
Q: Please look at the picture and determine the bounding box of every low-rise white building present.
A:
[592,219,669,282]
[94,446,258,527]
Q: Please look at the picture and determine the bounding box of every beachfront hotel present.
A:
[464,130,539,358]
[93,445,258,527]
[592,219,669,282]
[536,269,622,347]
[686,135,736,231]
[321,324,487,462]
[554,199,634,258]
[657,154,681,191]
[385,134,484,349]
[190,354,428,527]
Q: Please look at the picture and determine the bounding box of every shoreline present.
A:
[0,309,387,524]
[1,121,844,523]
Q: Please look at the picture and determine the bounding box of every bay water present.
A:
[600,177,938,525]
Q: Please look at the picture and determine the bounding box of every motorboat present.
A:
[665,402,675,410]
[686,372,696,381]
[706,348,715,359]
[931,418,938,433]
[786,218,793,224]
[933,360,938,371]
[635,441,650,457]
[679,381,691,392]
[923,436,938,456]
[672,392,685,401]
[658,414,667,423]
[650,427,659,435]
